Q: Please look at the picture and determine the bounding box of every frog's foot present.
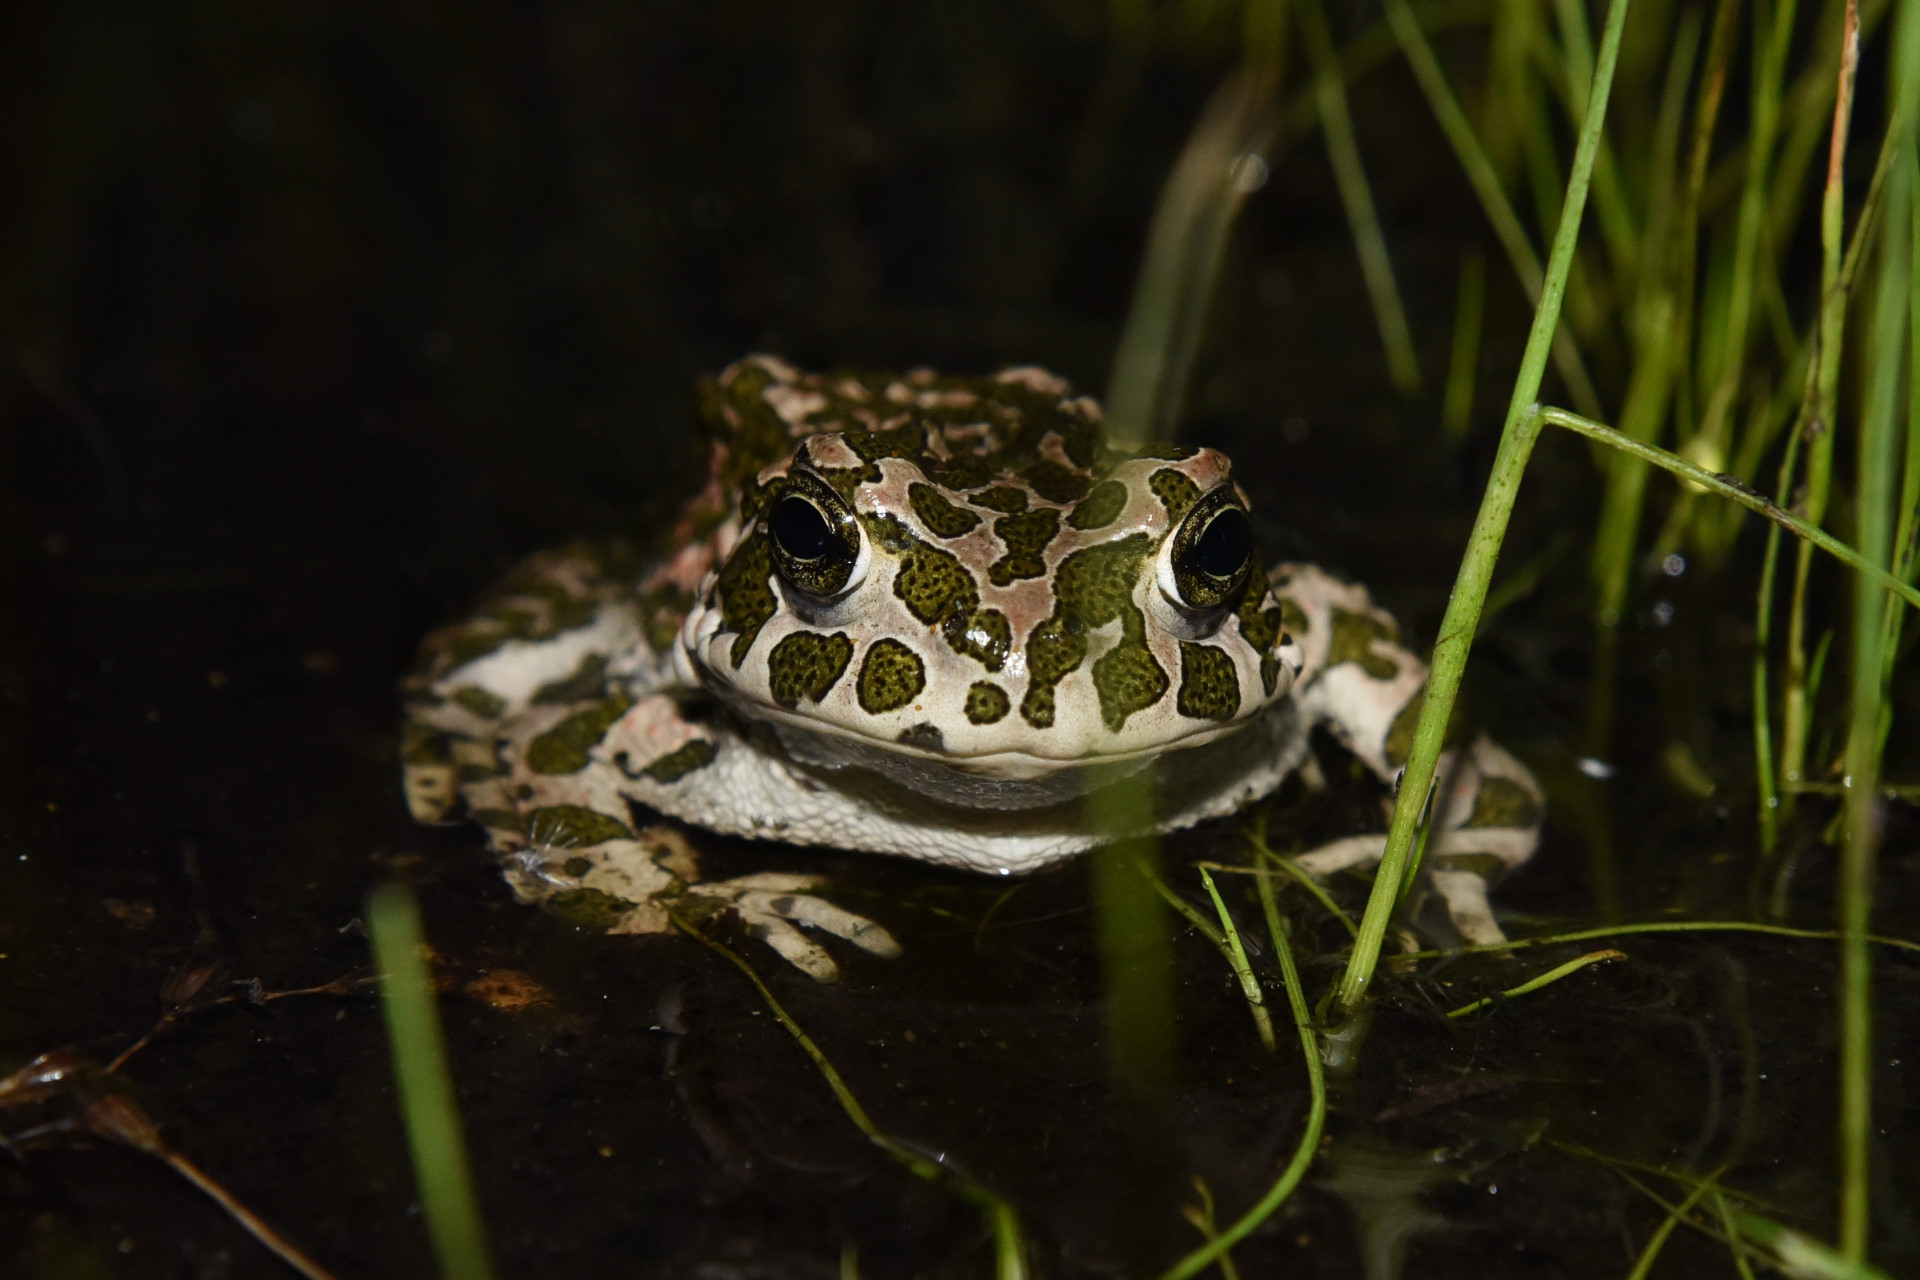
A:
[681,872,902,983]
[494,822,899,983]
[1289,736,1542,946]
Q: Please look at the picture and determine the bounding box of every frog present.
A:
[401,356,1542,981]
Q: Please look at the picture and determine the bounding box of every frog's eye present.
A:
[1167,486,1254,610]
[768,470,863,599]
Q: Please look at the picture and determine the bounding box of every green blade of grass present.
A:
[1086,767,1179,1267]
[1298,0,1421,393]
[1587,0,1733,648]
[1624,1169,1720,1280]
[675,916,1029,1279]
[1334,0,1631,1018]
[1105,64,1281,448]
[1442,948,1626,1018]
[1443,248,1487,438]
[1737,1215,1896,1280]
[1383,0,1605,419]
[1880,146,1920,764]
[1159,862,1326,1280]
[1394,918,1920,962]
[1710,1189,1763,1280]
[1753,413,1805,853]
[367,883,497,1280]
[1837,2,1918,1253]
[1269,0,1496,178]
[1199,866,1277,1051]
[1679,0,1800,558]
[1536,406,1920,612]
[1781,0,1863,811]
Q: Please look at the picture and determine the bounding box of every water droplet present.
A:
[1230,153,1270,193]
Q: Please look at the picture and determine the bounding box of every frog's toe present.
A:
[1429,869,1506,946]
[738,912,844,984]
[1292,834,1389,877]
[713,871,827,894]
[403,762,460,824]
[739,890,902,959]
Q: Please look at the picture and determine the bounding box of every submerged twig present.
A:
[2,1053,341,1280]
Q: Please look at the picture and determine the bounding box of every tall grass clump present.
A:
[1098,0,1920,1266]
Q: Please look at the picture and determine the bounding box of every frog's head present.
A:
[679,379,1303,806]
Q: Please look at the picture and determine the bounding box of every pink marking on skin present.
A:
[994,366,1071,396]
[641,540,717,597]
[798,435,861,470]
[764,384,827,426]
[601,694,704,768]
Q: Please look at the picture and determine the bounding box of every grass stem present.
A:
[1624,1168,1719,1280]
[1199,867,1277,1051]
[1443,248,1486,439]
[1781,0,1862,813]
[1384,0,1604,418]
[1394,917,1920,961]
[1298,0,1421,393]
[1105,65,1280,448]
[1836,5,1918,1252]
[1537,406,1920,611]
[675,917,1029,1279]
[1159,867,1326,1280]
[1442,948,1626,1018]
[367,884,496,1280]
[1333,0,1631,1019]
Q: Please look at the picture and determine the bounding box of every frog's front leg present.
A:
[1275,565,1543,945]
[401,545,899,982]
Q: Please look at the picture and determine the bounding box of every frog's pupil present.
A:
[1196,508,1251,579]
[772,496,833,562]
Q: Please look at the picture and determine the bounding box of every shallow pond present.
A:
[4,2,1918,1276]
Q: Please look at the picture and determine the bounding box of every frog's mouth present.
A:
[728,695,1268,811]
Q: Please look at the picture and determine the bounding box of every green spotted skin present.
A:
[1148,468,1201,519]
[987,509,1059,586]
[680,357,1303,767]
[1176,643,1241,720]
[767,631,855,707]
[965,682,1011,724]
[1068,480,1128,530]
[402,356,1544,956]
[527,693,635,774]
[908,483,981,538]
[857,638,927,713]
[642,739,717,782]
